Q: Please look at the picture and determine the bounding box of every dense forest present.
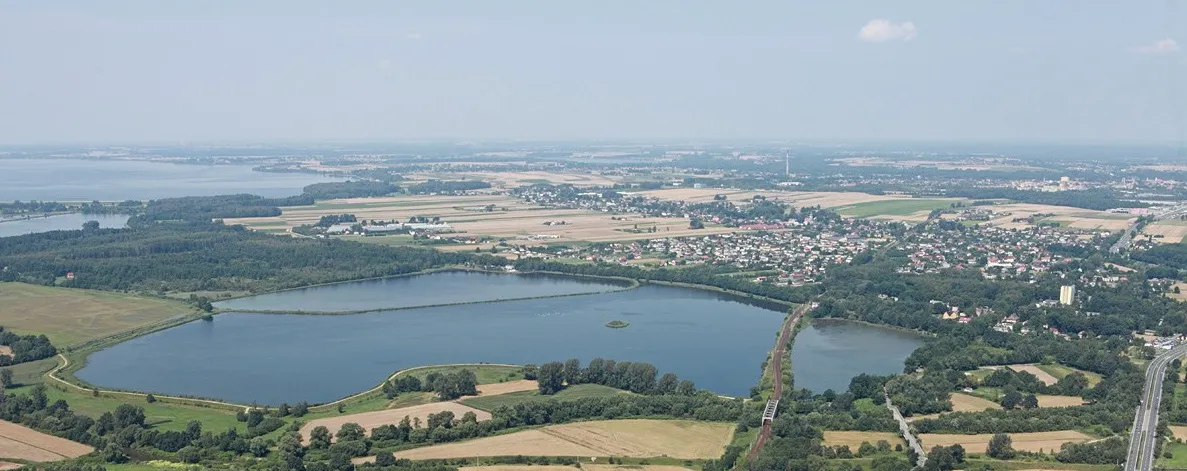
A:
[0,224,506,293]
[301,181,399,200]
[132,194,314,224]
[406,180,491,194]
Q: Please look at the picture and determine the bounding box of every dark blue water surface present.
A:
[0,213,128,237]
[214,271,626,312]
[790,319,926,393]
[79,281,789,404]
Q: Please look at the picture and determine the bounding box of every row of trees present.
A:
[301,182,398,200]
[0,326,57,365]
[531,358,696,396]
[380,370,478,401]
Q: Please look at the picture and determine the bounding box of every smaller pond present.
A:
[0,213,129,238]
[213,271,627,312]
[790,319,927,393]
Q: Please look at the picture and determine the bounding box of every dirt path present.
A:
[743,304,806,465]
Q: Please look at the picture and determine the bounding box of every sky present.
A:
[1,1,1185,144]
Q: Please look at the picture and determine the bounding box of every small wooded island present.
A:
[605,320,630,328]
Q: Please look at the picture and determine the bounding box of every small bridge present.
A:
[762,399,779,424]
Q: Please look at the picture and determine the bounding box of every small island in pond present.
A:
[605,320,630,329]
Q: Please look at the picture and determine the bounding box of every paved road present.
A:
[1125,343,1187,471]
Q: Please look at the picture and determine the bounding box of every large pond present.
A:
[790,319,926,393]
[0,213,129,238]
[79,277,790,404]
[213,271,626,312]
[0,158,340,201]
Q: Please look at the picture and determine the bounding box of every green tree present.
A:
[336,422,365,442]
[656,373,679,395]
[374,451,397,466]
[0,369,12,389]
[101,442,127,463]
[538,361,565,395]
[309,425,332,449]
[986,433,1015,459]
[249,437,270,457]
[1000,389,1023,409]
[145,393,156,403]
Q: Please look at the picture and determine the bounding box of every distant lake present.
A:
[0,158,340,201]
[214,271,626,312]
[78,277,789,404]
[0,213,129,238]
[790,319,926,393]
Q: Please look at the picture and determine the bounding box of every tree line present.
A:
[0,326,57,365]
[530,358,697,396]
[0,224,508,293]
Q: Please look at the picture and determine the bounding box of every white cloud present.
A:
[406,32,423,41]
[858,19,917,42]
[1129,38,1179,54]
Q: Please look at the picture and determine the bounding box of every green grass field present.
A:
[837,199,961,218]
[460,383,629,411]
[0,282,197,346]
[1160,441,1187,468]
[1036,363,1103,386]
[8,384,245,433]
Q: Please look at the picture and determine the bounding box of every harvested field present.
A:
[1168,282,1187,302]
[1171,425,1187,440]
[1035,395,1086,408]
[638,189,905,209]
[225,194,740,243]
[0,282,196,346]
[1144,221,1187,244]
[822,431,902,447]
[985,203,1133,231]
[406,171,620,188]
[0,346,10,357]
[300,402,490,444]
[0,419,93,462]
[951,393,999,412]
[475,380,538,396]
[1006,364,1060,386]
[0,462,20,471]
[376,419,732,461]
[919,430,1093,453]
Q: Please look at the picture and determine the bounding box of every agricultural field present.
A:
[223,194,739,244]
[637,189,906,209]
[1030,363,1102,386]
[461,384,629,411]
[0,282,197,346]
[1170,425,1187,440]
[368,419,733,461]
[1144,220,1187,244]
[1035,395,1086,407]
[1168,282,1187,302]
[919,430,1093,453]
[821,431,903,448]
[836,199,963,220]
[300,402,491,445]
[984,203,1134,231]
[1004,364,1060,386]
[405,170,620,188]
[950,392,1000,412]
[0,419,93,462]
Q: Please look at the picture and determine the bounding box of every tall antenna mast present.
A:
[785,151,790,176]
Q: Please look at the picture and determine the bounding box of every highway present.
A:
[1125,343,1187,471]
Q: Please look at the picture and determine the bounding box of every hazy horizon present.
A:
[2,1,1185,144]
